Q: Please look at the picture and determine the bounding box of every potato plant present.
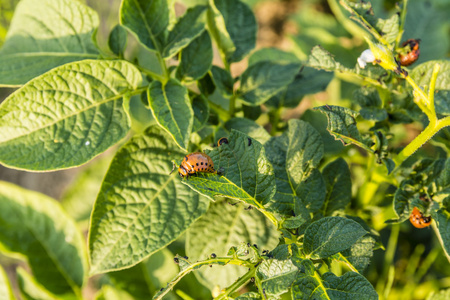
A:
[0,0,449,299]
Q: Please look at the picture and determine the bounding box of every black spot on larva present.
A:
[201,162,203,165]
[185,156,188,161]
[174,257,179,263]
[248,138,252,146]
[196,163,199,166]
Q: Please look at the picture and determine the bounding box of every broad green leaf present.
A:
[0,264,14,300]
[17,267,57,300]
[162,5,207,58]
[403,1,450,63]
[108,248,178,299]
[0,60,141,171]
[148,79,193,151]
[315,105,372,152]
[266,67,334,108]
[248,48,300,65]
[303,217,367,259]
[120,0,169,52]
[390,180,414,223]
[210,66,234,96]
[335,235,376,273]
[375,14,399,44]
[235,292,261,300]
[239,61,301,106]
[265,120,325,215]
[433,203,450,261]
[212,0,256,63]
[216,117,271,145]
[88,125,209,274]
[291,259,328,300]
[321,272,378,300]
[307,45,346,72]
[186,201,278,290]
[0,181,86,296]
[61,155,112,225]
[256,259,298,298]
[321,158,352,215]
[109,24,128,57]
[206,0,235,61]
[191,94,210,132]
[181,129,276,211]
[176,31,213,82]
[410,60,450,90]
[0,0,99,86]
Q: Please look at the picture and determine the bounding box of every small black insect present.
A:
[253,244,258,249]
[174,257,179,264]
[183,256,188,260]
[211,253,217,258]
[248,138,252,146]
[250,277,255,283]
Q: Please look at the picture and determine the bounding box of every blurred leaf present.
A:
[430,289,450,300]
[0,264,14,300]
[256,259,298,298]
[61,156,112,225]
[0,0,99,86]
[120,0,169,52]
[162,5,207,58]
[211,0,256,63]
[89,126,209,274]
[176,31,213,82]
[303,217,367,259]
[248,48,300,65]
[182,129,276,210]
[210,66,234,97]
[217,117,271,145]
[239,61,301,106]
[353,88,388,121]
[17,267,58,300]
[186,201,278,290]
[321,158,352,215]
[0,60,141,171]
[109,24,128,57]
[191,94,209,132]
[335,235,376,273]
[315,105,372,152]
[148,79,193,151]
[0,181,86,296]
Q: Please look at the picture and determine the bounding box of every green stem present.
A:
[156,52,169,82]
[214,267,257,300]
[395,0,409,48]
[404,75,434,120]
[229,95,236,117]
[208,100,231,121]
[270,107,282,135]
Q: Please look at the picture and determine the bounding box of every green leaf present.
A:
[0,264,14,300]
[336,235,376,273]
[0,181,86,296]
[307,46,346,72]
[181,129,276,210]
[186,201,279,290]
[120,0,169,52]
[433,203,450,261]
[353,88,387,121]
[211,0,256,63]
[410,60,450,90]
[0,60,140,170]
[265,119,325,215]
[191,94,210,132]
[321,158,352,215]
[217,117,271,145]
[61,155,112,225]
[248,48,300,65]
[315,105,372,152]
[206,0,235,62]
[148,78,193,151]
[176,31,213,82]
[256,259,298,298]
[239,61,301,106]
[321,272,378,300]
[162,5,207,58]
[108,248,179,298]
[210,66,234,96]
[0,0,99,86]
[266,67,334,108]
[109,24,128,57]
[235,292,261,300]
[17,267,58,300]
[88,125,209,275]
[303,217,367,259]
[291,259,328,300]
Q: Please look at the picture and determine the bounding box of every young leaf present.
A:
[303,217,367,259]
[0,265,14,300]
[162,5,207,58]
[148,79,193,151]
[120,0,169,52]
[0,60,141,170]
[181,129,276,211]
[320,158,352,215]
[176,31,213,82]
[88,125,209,275]
[0,0,99,86]
[0,181,86,296]
[186,201,278,290]
[109,24,128,57]
[315,105,372,152]
[17,267,58,300]
[212,0,256,63]
[256,259,298,298]
[239,61,302,106]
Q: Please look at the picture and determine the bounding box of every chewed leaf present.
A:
[315,105,373,152]
[182,129,276,210]
[0,60,141,171]
[0,0,99,86]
